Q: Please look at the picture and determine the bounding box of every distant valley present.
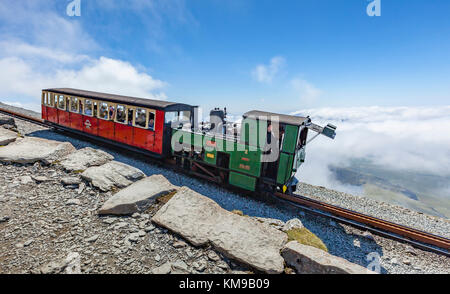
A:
[329,159,450,219]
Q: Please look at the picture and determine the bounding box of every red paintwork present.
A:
[57,109,71,127]
[42,105,47,121]
[82,115,99,136]
[98,119,115,140]
[133,127,154,150]
[47,107,58,123]
[115,123,134,145]
[69,112,83,131]
[42,103,166,156]
[154,110,165,154]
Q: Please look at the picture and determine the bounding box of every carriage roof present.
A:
[243,110,309,127]
[44,88,193,111]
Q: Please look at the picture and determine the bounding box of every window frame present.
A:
[134,107,149,129]
[57,95,66,110]
[114,104,128,125]
[97,101,110,121]
[108,103,117,121]
[77,97,84,114]
[69,96,79,113]
[148,109,156,131]
[83,99,94,117]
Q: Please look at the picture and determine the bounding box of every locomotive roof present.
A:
[243,110,309,126]
[44,88,193,111]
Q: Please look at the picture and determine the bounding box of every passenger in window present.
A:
[117,107,126,123]
[148,118,155,130]
[79,100,83,114]
[127,109,134,126]
[99,104,108,119]
[109,106,115,120]
[136,112,146,128]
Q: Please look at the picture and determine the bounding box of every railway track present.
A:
[1,106,449,257]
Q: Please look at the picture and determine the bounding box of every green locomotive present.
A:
[170,109,336,194]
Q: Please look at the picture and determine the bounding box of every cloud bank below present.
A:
[292,106,450,196]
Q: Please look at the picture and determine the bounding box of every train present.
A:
[41,88,336,194]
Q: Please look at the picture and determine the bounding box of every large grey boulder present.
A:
[152,187,288,274]
[59,147,114,172]
[99,175,178,215]
[281,241,377,274]
[81,161,145,192]
[0,137,76,164]
[0,128,18,146]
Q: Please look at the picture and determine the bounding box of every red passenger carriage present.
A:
[41,88,196,157]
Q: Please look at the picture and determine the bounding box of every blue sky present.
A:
[0,0,449,114]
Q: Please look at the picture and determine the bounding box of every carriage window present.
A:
[127,108,134,126]
[44,93,50,106]
[135,108,147,128]
[93,101,98,117]
[116,105,127,123]
[65,97,70,110]
[54,94,58,107]
[108,105,115,121]
[99,102,109,120]
[70,97,78,113]
[78,99,83,114]
[84,100,93,116]
[148,112,155,130]
[58,95,65,109]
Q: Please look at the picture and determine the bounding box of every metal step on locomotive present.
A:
[40,88,337,195]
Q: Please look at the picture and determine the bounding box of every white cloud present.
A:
[252,56,285,84]
[0,1,169,110]
[292,106,450,191]
[290,78,321,106]
[0,55,167,103]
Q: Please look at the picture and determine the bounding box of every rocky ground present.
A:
[0,105,449,274]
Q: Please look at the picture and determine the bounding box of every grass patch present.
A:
[286,228,328,252]
[231,210,249,217]
[156,191,178,204]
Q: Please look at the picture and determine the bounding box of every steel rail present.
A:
[1,107,449,256]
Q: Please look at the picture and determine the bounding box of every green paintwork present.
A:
[277,152,294,184]
[229,171,257,191]
[229,143,262,177]
[282,125,299,153]
[172,119,303,192]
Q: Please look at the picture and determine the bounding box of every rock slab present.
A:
[81,161,145,192]
[60,147,114,172]
[0,128,18,146]
[152,187,288,274]
[0,137,76,164]
[281,241,376,274]
[99,175,178,215]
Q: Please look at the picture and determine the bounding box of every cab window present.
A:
[165,111,178,124]
[116,105,127,124]
[135,108,147,128]
[84,100,93,116]
[98,102,109,120]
